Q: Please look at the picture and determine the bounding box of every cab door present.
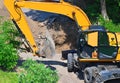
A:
[98,32,118,59]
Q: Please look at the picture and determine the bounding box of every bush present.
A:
[19,59,59,83]
[0,18,19,70]
[98,15,120,32]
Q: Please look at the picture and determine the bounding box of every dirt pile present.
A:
[26,14,79,53]
[46,16,79,53]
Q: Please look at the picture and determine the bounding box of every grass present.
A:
[0,70,18,83]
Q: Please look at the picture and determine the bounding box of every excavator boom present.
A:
[4,0,91,55]
[16,1,91,28]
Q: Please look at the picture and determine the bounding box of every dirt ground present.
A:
[24,9,78,53]
[0,1,84,83]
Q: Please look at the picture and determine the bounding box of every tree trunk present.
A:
[100,0,109,20]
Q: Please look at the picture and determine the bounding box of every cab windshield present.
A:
[78,31,118,59]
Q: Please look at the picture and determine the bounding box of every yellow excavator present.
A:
[4,0,120,82]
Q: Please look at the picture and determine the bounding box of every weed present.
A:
[19,59,59,83]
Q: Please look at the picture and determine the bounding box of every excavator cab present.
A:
[77,25,118,59]
[67,26,120,83]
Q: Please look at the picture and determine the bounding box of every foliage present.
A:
[0,70,18,83]
[0,18,19,70]
[19,59,59,83]
[83,0,120,32]
[85,0,100,23]
[85,0,120,24]
[106,0,120,23]
[98,15,120,32]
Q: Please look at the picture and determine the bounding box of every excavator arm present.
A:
[4,0,91,55]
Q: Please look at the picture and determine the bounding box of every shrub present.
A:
[19,59,59,83]
[98,15,120,32]
[0,18,19,70]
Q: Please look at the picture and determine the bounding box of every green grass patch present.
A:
[0,70,18,83]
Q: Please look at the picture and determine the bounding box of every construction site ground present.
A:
[0,1,84,83]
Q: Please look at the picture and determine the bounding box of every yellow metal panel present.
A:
[4,0,38,55]
[4,0,20,21]
[16,1,91,30]
[88,32,98,46]
[107,33,117,46]
[16,13,38,53]
[116,33,120,46]
[116,48,120,61]
[79,58,115,62]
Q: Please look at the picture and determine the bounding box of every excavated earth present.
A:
[0,1,84,83]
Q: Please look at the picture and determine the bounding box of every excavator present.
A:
[4,0,120,82]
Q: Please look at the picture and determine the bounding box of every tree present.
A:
[100,0,109,20]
